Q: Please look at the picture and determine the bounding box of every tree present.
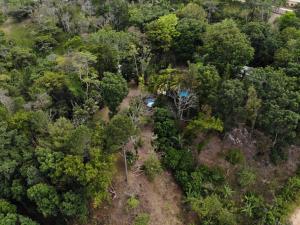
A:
[177,3,207,21]
[186,112,224,136]
[173,18,206,62]
[100,72,128,115]
[244,67,300,147]
[104,114,135,153]
[218,79,246,127]
[0,199,16,214]
[194,63,221,106]
[275,37,300,67]
[169,87,197,120]
[87,28,137,77]
[60,191,86,217]
[276,12,300,31]
[146,14,179,52]
[33,35,57,54]
[245,86,262,135]
[56,51,98,97]
[104,114,135,182]
[202,19,254,75]
[27,183,60,217]
[242,22,280,66]
[11,47,36,69]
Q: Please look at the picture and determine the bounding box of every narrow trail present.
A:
[290,208,300,225]
[91,86,184,225]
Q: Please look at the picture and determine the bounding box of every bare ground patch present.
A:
[89,126,184,225]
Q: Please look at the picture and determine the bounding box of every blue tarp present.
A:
[179,90,189,98]
[145,97,155,108]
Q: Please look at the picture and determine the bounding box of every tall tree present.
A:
[100,72,128,115]
[202,19,254,75]
[245,86,262,135]
[146,14,179,52]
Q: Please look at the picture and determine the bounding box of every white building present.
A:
[287,0,300,7]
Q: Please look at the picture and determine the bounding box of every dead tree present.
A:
[169,87,197,120]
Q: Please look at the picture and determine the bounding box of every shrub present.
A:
[225,148,245,165]
[238,168,256,187]
[126,151,138,168]
[126,196,140,210]
[133,213,150,225]
[143,154,162,181]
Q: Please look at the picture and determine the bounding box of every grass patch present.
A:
[133,213,150,225]
[0,18,35,47]
[225,148,245,165]
[126,196,140,211]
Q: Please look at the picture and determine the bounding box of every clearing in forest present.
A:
[89,87,185,225]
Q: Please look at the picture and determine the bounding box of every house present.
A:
[287,0,300,7]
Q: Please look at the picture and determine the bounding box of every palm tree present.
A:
[204,0,219,23]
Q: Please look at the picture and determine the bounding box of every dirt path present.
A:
[290,209,300,225]
[90,86,185,225]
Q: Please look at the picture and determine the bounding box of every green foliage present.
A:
[277,12,300,31]
[189,195,237,225]
[100,72,128,114]
[87,28,137,77]
[0,199,16,214]
[126,151,138,168]
[104,114,135,153]
[143,154,163,181]
[2,1,300,225]
[225,148,245,165]
[126,196,140,210]
[173,18,206,62]
[238,168,256,187]
[202,19,254,74]
[146,14,179,51]
[60,192,87,217]
[27,183,60,217]
[11,47,36,69]
[218,79,246,127]
[242,21,280,66]
[194,63,221,106]
[186,112,223,136]
[34,35,57,54]
[177,3,207,21]
[133,213,150,225]
[244,67,300,148]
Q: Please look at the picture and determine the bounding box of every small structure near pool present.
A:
[179,90,190,98]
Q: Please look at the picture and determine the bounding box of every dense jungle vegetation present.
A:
[1,0,300,224]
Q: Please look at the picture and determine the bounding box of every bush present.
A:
[133,213,150,225]
[225,148,245,165]
[164,148,194,172]
[126,151,138,168]
[238,168,256,187]
[126,196,140,211]
[143,154,162,181]
[0,12,6,25]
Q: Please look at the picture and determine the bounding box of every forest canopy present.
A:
[0,0,300,225]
